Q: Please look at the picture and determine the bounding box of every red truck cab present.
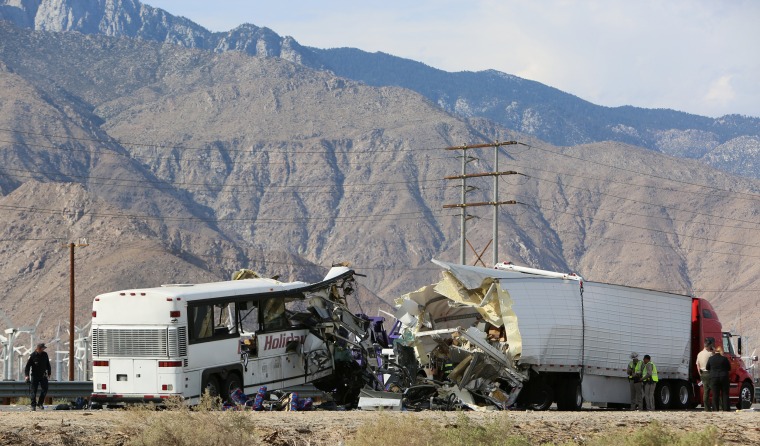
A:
[691,298,754,409]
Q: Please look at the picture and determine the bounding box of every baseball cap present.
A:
[37,343,47,349]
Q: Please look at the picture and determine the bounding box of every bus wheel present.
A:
[202,375,221,399]
[737,382,753,410]
[223,373,243,402]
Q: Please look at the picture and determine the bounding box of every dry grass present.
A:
[347,412,530,446]
[122,391,259,446]
[580,422,722,446]
[348,414,723,446]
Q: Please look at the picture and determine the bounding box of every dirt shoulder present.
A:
[0,408,758,445]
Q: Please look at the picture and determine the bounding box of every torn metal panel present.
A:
[358,388,403,411]
[393,262,530,410]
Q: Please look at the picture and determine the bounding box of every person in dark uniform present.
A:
[706,346,731,411]
[24,343,51,411]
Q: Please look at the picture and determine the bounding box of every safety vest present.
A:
[643,362,659,382]
[628,361,643,379]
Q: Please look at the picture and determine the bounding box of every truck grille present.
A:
[93,327,187,358]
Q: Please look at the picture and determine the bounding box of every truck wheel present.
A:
[671,381,691,410]
[737,382,753,410]
[655,381,672,409]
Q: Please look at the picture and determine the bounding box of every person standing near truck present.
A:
[24,343,51,411]
[706,345,731,411]
[696,339,715,411]
[626,352,643,410]
[641,354,658,410]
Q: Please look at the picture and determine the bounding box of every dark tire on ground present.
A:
[202,375,221,399]
[737,382,753,410]
[655,381,672,409]
[527,385,554,411]
[671,380,691,410]
[223,373,243,402]
[556,378,582,411]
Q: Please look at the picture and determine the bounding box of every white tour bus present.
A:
[91,266,357,405]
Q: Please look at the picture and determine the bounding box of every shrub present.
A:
[123,391,256,446]
[581,421,722,446]
[347,412,529,446]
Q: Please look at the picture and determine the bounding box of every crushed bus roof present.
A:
[95,267,354,303]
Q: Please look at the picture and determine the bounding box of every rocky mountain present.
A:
[3,0,760,180]
[1,16,760,356]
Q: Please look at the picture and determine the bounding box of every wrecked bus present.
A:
[394,260,755,410]
[90,266,376,405]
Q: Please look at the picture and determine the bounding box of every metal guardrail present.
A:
[0,381,322,401]
[0,381,92,399]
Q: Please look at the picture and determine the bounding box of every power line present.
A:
[547,226,760,260]
[512,161,755,204]
[0,126,447,154]
[525,173,760,228]
[527,203,760,249]
[525,143,760,201]
[0,203,455,223]
[73,243,445,273]
[0,137,453,167]
[6,126,760,202]
[516,193,760,232]
[0,166,446,191]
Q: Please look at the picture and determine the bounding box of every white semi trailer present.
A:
[394,260,754,410]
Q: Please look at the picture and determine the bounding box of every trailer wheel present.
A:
[556,378,582,411]
[737,382,753,410]
[671,381,690,410]
[655,381,672,409]
[527,385,554,411]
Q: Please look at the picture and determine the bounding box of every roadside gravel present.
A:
[1,407,758,445]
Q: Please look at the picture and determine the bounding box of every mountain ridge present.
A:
[1,8,760,353]
[2,0,759,181]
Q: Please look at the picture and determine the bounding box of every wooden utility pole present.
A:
[65,240,88,381]
[443,141,525,265]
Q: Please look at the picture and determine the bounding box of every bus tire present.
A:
[202,375,221,399]
[223,373,243,401]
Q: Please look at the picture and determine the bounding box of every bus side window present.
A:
[213,303,236,335]
[237,301,260,333]
[189,305,213,341]
[261,297,288,332]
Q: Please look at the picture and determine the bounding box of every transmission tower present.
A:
[443,141,526,265]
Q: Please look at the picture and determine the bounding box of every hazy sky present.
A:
[145,1,760,118]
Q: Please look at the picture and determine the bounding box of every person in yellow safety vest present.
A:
[641,354,659,411]
[626,352,644,410]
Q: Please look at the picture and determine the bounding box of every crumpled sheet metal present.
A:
[397,268,522,361]
[393,264,528,409]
